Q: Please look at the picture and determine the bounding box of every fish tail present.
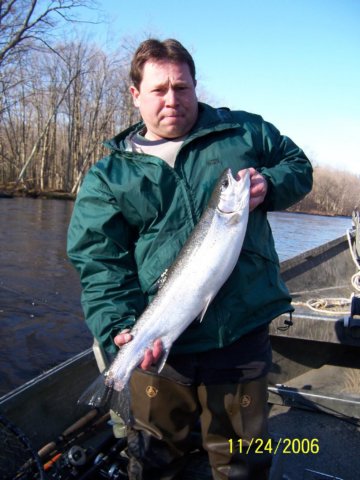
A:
[77,372,113,410]
[78,372,133,426]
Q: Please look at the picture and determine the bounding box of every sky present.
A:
[74,0,359,174]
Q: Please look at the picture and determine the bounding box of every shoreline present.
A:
[0,188,76,201]
[0,187,353,218]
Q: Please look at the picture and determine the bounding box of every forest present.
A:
[1,1,358,216]
[0,0,140,195]
[289,167,359,217]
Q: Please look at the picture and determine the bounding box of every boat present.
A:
[1,212,360,480]
[269,210,360,419]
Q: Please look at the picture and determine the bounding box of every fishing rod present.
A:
[38,409,101,459]
[41,424,128,480]
[36,408,131,479]
[0,408,128,480]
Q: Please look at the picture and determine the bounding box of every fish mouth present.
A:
[217,171,250,214]
[217,200,247,215]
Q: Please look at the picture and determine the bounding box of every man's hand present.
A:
[237,167,268,211]
[113,329,163,370]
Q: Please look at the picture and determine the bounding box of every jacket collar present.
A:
[104,102,240,153]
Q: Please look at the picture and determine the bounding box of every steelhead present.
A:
[79,168,250,414]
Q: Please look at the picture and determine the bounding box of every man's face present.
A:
[130,60,198,140]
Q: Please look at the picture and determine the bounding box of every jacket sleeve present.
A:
[67,168,146,355]
[256,119,313,211]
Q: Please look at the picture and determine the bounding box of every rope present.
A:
[346,209,360,293]
[292,297,351,315]
[293,295,360,316]
[351,272,360,292]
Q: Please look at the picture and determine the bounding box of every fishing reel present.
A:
[45,437,128,480]
[93,450,129,479]
[0,412,128,480]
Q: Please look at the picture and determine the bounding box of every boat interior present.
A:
[269,213,360,421]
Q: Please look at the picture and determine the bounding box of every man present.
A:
[67,38,312,480]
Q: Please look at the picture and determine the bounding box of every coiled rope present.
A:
[305,297,350,315]
[292,218,360,315]
[347,212,360,292]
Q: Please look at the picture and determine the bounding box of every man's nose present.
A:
[164,87,179,107]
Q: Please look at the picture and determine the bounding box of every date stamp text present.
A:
[228,438,320,455]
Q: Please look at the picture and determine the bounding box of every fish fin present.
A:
[148,269,169,295]
[198,295,213,322]
[157,347,170,374]
[109,384,133,426]
[156,268,169,290]
[78,371,133,426]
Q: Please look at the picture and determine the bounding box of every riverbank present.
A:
[0,185,76,200]
[287,205,351,218]
[0,184,353,218]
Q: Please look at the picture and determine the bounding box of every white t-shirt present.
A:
[128,131,186,167]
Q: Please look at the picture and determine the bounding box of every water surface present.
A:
[0,198,351,395]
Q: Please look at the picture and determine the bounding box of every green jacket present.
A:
[67,103,313,355]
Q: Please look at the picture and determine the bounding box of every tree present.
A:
[0,37,140,192]
[0,0,95,66]
[290,166,360,216]
[0,0,102,191]
[0,0,95,103]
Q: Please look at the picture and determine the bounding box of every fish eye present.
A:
[222,179,229,189]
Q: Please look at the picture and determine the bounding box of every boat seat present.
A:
[92,338,110,372]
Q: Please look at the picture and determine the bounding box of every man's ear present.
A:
[130,86,140,107]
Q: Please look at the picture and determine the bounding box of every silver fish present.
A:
[79,168,250,414]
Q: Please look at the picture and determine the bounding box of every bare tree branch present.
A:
[15,66,81,185]
[0,0,96,67]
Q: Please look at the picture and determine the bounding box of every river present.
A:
[0,198,352,396]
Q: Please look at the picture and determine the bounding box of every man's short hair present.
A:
[130,38,196,89]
